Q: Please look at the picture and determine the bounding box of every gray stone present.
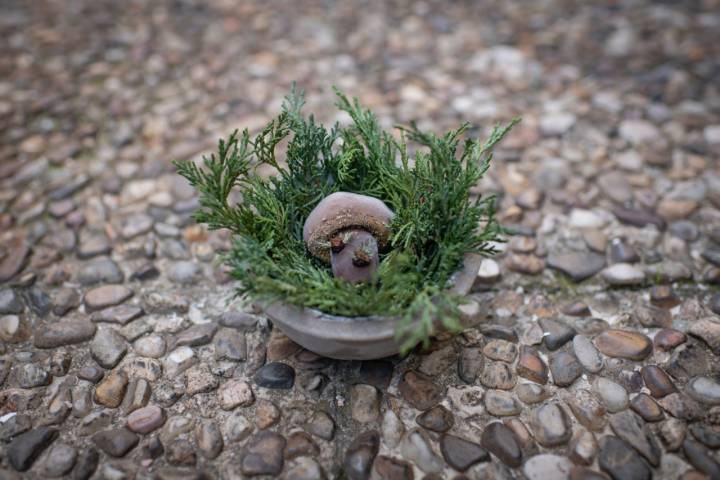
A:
[381,410,405,449]
[133,334,166,358]
[224,412,253,443]
[92,429,139,457]
[165,439,196,466]
[72,447,99,480]
[530,403,572,447]
[175,322,217,347]
[254,362,295,389]
[196,420,223,459]
[458,346,484,383]
[8,427,58,472]
[400,429,442,474]
[480,422,522,468]
[16,363,50,388]
[306,410,335,440]
[214,328,247,361]
[485,389,521,416]
[522,454,573,480]
[84,285,133,311]
[683,439,720,479]
[164,346,198,377]
[41,442,77,477]
[549,351,583,387]
[599,436,651,480]
[167,261,201,284]
[76,257,124,285]
[573,335,603,373]
[241,431,286,476]
[0,288,24,314]
[51,288,80,316]
[658,392,705,422]
[540,318,576,351]
[440,434,489,472]
[90,305,143,325]
[602,263,645,286]
[517,383,551,404]
[593,377,629,413]
[77,232,111,259]
[90,328,127,368]
[34,320,97,348]
[0,314,29,343]
[688,317,720,354]
[687,376,720,405]
[286,457,325,480]
[121,213,154,239]
[569,429,598,465]
[547,252,606,282]
[0,414,32,442]
[609,410,662,466]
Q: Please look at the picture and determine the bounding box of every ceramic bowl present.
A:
[263,253,482,360]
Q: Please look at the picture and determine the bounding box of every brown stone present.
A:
[641,365,676,398]
[440,434,489,472]
[399,370,443,411]
[594,330,652,361]
[649,286,681,309]
[481,422,522,467]
[630,394,664,422]
[479,361,517,390]
[516,346,548,384]
[416,405,454,433]
[0,236,30,283]
[284,432,319,460]
[241,432,286,476]
[84,285,133,311]
[566,389,607,431]
[127,406,165,434]
[654,329,686,351]
[94,370,129,408]
[373,455,414,480]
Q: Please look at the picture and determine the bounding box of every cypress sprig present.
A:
[175,86,518,354]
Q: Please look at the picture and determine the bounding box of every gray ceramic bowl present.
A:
[264,253,482,360]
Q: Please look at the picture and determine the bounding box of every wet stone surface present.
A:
[0,1,719,477]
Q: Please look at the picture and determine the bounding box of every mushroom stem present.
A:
[330,229,379,284]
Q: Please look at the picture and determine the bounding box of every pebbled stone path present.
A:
[1,0,720,478]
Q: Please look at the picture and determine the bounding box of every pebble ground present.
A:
[1,0,720,479]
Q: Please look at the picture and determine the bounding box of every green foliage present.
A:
[175,86,518,354]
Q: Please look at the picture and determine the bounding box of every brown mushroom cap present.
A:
[303,192,394,264]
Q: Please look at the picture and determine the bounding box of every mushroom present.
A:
[303,192,394,283]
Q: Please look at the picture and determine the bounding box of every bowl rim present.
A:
[263,253,482,341]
